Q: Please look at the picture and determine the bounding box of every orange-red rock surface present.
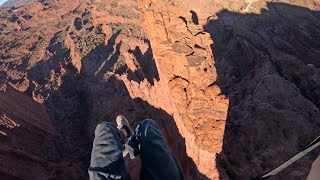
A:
[1,0,320,179]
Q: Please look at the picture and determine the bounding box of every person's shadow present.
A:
[202,2,320,180]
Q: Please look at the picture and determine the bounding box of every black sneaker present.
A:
[116,115,134,140]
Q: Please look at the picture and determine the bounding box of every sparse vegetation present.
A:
[96,2,106,12]
[110,0,118,7]
[108,5,140,19]
[109,22,145,39]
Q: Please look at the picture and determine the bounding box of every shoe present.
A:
[116,115,134,140]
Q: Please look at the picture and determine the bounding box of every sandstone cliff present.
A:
[0,0,320,179]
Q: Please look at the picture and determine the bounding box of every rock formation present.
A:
[0,0,320,179]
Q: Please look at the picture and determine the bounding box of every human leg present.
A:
[128,119,184,180]
[88,121,129,180]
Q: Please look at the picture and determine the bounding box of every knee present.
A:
[138,119,158,131]
[95,121,115,135]
[136,119,161,139]
[140,119,157,127]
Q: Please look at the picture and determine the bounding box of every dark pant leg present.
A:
[136,119,184,180]
[88,121,129,180]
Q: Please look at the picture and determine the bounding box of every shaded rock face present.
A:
[0,0,320,179]
[203,2,320,179]
[0,86,82,180]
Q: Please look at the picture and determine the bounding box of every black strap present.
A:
[254,135,320,179]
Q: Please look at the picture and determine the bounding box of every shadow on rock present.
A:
[203,2,320,179]
[80,75,208,179]
[81,30,121,77]
[127,39,160,85]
